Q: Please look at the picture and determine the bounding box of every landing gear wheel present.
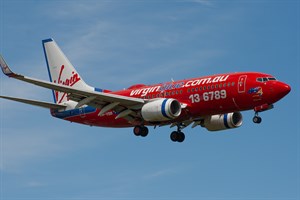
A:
[133,125,149,137]
[140,126,149,137]
[253,116,262,124]
[133,125,142,136]
[177,132,185,143]
[170,131,178,142]
[170,131,185,142]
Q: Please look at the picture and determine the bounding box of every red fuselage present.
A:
[59,72,290,127]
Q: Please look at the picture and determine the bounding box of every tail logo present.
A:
[54,65,81,87]
[53,65,81,103]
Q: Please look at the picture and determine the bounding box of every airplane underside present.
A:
[51,105,245,143]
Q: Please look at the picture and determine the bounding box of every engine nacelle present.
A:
[203,112,243,131]
[141,98,181,122]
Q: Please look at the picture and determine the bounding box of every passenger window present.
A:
[223,83,226,87]
[207,86,210,90]
[199,86,202,91]
[227,82,231,87]
[215,84,218,88]
[203,86,206,90]
[231,82,235,86]
[211,85,214,89]
[191,88,195,92]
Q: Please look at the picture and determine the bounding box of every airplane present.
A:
[0,38,291,142]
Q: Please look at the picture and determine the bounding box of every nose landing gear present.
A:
[253,112,262,124]
[253,104,273,124]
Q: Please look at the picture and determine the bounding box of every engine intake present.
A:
[141,98,181,122]
[203,112,243,131]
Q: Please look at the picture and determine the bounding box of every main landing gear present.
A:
[253,112,262,124]
[133,124,186,143]
[133,125,149,137]
[170,124,185,143]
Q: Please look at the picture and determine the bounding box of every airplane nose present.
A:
[281,82,291,95]
[274,82,291,100]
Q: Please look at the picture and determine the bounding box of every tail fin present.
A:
[42,38,93,103]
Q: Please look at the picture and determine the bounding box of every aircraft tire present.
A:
[133,125,142,136]
[177,132,185,143]
[170,131,178,142]
[170,131,185,142]
[253,116,262,124]
[140,126,149,137]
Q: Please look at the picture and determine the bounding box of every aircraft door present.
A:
[238,75,247,93]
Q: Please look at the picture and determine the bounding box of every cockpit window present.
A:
[256,78,263,82]
[256,77,277,82]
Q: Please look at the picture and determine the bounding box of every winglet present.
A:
[0,54,15,77]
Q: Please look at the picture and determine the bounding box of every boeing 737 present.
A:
[0,39,291,142]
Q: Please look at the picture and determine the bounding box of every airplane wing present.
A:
[0,95,66,109]
[0,55,145,117]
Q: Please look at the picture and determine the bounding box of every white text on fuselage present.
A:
[129,75,229,97]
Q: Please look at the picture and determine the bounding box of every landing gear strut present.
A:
[170,124,185,143]
[253,104,274,124]
[253,112,262,124]
[133,125,149,137]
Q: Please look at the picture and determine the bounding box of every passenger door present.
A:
[238,75,247,93]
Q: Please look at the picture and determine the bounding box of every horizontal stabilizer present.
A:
[0,95,66,109]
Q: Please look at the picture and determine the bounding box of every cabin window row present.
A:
[187,82,235,93]
[143,90,183,99]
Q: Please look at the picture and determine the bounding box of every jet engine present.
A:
[141,98,181,122]
[203,112,243,131]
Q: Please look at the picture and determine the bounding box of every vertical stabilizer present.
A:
[42,38,93,103]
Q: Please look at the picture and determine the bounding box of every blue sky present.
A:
[0,0,299,199]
